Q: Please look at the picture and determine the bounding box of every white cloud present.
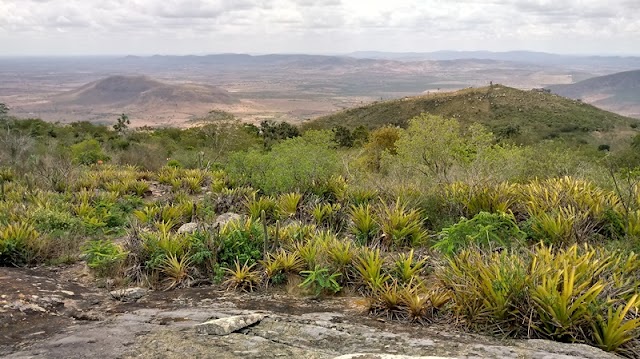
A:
[0,0,638,55]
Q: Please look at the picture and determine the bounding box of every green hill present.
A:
[306,85,639,146]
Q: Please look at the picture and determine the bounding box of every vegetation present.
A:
[306,85,639,149]
[2,100,640,356]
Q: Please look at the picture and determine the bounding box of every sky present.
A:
[1,0,639,56]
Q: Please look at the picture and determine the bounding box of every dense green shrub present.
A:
[434,211,526,255]
[70,139,110,165]
[227,131,340,194]
[82,239,127,277]
[31,208,81,233]
[218,218,264,267]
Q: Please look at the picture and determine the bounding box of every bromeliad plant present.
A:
[246,194,277,221]
[0,222,40,266]
[592,294,640,353]
[325,238,355,282]
[277,192,302,219]
[377,201,428,247]
[160,254,193,290]
[349,203,379,245]
[355,247,390,293]
[445,181,519,217]
[393,249,429,284]
[311,202,343,230]
[223,259,261,292]
[440,243,640,354]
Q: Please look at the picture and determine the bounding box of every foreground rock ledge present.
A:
[334,355,451,359]
[1,287,621,359]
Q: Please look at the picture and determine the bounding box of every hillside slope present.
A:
[547,70,640,118]
[306,85,639,146]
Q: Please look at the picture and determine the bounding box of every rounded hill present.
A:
[306,85,639,145]
[53,75,238,107]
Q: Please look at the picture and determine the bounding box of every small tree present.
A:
[0,103,9,119]
[393,114,494,183]
[332,126,354,148]
[113,113,130,134]
[361,126,400,171]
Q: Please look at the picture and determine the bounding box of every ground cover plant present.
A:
[2,104,640,356]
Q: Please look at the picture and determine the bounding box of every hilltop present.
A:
[11,75,241,126]
[53,75,238,107]
[547,70,640,118]
[306,85,639,146]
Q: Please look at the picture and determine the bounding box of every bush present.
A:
[31,208,81,233]
[70,139,110,165]
[82,240,127,277]
[218,218,264,268]
[434,211,526,256]
[227,131,340,194]
[360,126,400,171]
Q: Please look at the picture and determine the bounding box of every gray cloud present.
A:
[0,0,638,55]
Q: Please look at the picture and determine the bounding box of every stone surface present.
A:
[333,356,451,359]
[214,212,242,228]
[196,314,266,336]
[1,266,622,359]
[177,222,199,234]
[109,287,148,302]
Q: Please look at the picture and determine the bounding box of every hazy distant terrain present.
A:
[348,51,640,71]
[547,70,640,118]
[27,75,239,126]
[1,52,639,126]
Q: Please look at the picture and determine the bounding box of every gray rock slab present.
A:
[195,314,266,336]
[109,287,148,302]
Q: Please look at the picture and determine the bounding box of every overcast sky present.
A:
[1,0,639,56]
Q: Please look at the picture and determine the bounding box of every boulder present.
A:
[214,213,241,229]
[177,222,199,234]
[195,314,265,336]
[109,287,148,302]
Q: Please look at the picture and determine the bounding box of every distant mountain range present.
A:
[547,70,640,118]
[347,51,640,69]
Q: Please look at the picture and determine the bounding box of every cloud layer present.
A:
[0,0,638,55]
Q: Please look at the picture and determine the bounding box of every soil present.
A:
[0,265,620,359]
